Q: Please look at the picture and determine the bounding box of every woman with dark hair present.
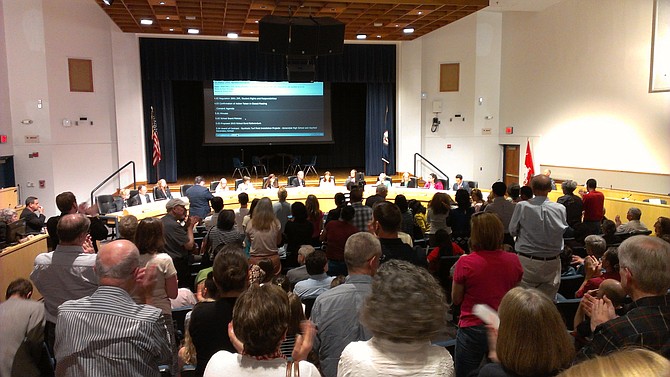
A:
[132,217,179,375]
[245,197,282,275]
[201,209,246,263]
[409,199,429,239]
[284,202,314,269]
[427,229,464,273]
[305,194,324,246]
[654,216,670,243]
[263,174,278,189]
[338,260,454,376]
[451,213,523,377]
[190,248,249,377]
[601,219,619,245]
[476,287,574,377]
[204,284,319,376]
[448,189,475,253]
[471,189,485,212]
[395,194,415,236]
[427,192,451,246]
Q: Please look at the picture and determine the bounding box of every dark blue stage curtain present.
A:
[366,83,396,176]
[139,38,396,182]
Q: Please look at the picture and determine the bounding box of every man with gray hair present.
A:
[364,184,387,208]
[287,244,315,285]
[509,174,568,299]
[557,180,583,229]
[615,207,648,233]
[31,213,97,354]
[55,240,171,376]
[310,232,382,377]
[578,236,670,359]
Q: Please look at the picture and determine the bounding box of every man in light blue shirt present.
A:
[294,250,335,299]
[509,174,568,299]
[310,233,381,377]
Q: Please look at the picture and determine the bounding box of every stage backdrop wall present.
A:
[139,38,396,182]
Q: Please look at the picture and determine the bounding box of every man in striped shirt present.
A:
[54,240,171,377]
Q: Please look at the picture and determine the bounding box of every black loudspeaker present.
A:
[259,16,344,57]
[287,62,315,83]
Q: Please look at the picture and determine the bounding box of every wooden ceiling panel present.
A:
[94,0,486,40]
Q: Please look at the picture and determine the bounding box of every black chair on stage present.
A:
[287,175,297,187]
[251,156,268,178]
[235,179,244,190]
[233,157,250,179]
[180,184,193,197]
[96,195,116,215]
[468,181,479,189]
[408,177,418,188]
[303,155,318,177]
[438,178,449,190]
[285,156,301,175]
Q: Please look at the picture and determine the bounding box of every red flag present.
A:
[523,139,534,185]
[151,106,162,167]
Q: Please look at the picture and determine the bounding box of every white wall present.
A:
[0,0,13,159]
[396,39,423,173]
[499,0,670,190]
[2,0,124,215]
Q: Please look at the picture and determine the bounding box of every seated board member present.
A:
[20,196,46,234]
[452,174,471,193]
[291,171,307,187]
[154,179,173,201]
[130,185,152,206]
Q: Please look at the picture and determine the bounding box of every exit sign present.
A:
[505,127,514,134]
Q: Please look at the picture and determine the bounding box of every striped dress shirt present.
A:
[55,286,172,377]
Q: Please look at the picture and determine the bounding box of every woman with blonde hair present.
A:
[478,287,574,377]
[338,260,455,376]
[154,179,173,201]
[245,197,282,275]
[557,348,669,377]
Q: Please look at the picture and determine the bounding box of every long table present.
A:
[0,234,48,302]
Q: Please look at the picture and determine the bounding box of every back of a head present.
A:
[55,192,76,213]
[349,187,363,203]
[232,284,289,356]
[520,186,534,199]
[286,292,306,335]
[238,192,249,206]
[277,187,288,201]
[628,207,642,221]
[492,182,507,197]
[360,259,447,343]
[213,249,249,292]
[334,192,345,207]
[373,201,401,233]
[118,215,139,240]
[455,189,471,208]
[428,192,449,214]
[216,209,236,230]
[530,174,552,193]
[134,217,164,254]
[601,220,616,236]
[211,197,224,213]
[344,232,381,271]
[305,250,327,275]
[497,287,574,377]
[96,240,140,282]
[376,185,388,197]
[0,208,15,223]
[597,279,626,307]
[561,180,577,195]
[394,195,408,213]
[194,176,205,185]
[584,235,607,257]
[470,212,504,251]
[656,217,670,236]
[618,235,670,295]
[5,278,33,299]
[556,348,670,377]
[57,214,91,243]
[298,244,315,259]
[290,201,308,222]
[586,178,597,189]
[340,206,355,222]
[250,197,276,230]
[508,184,520,199]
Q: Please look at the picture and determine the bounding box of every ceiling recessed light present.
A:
[418,11,423,15]
[140,19,153,25]
[187,28,199,34]
[255,20,259,23]
[102,0,114,5]
[395,24,399,27]
[403,27,414,34]
[356,34,367,40]
[169,28,174,32]
[165,16,170,20]
[376,35,382,38]
[227,32,239,38]
[159,1,165,4]
[185,16,196,20]
[374,22,383,27]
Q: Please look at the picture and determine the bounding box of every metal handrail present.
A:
[90,161,136,204]
[413,153,449,183]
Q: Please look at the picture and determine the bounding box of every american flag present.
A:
[151,106,162,167]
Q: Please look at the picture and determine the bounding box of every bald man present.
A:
[55,240,171,376]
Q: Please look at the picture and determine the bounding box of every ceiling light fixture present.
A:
[377,35,382,38]
[374,22,383,27]
[403,27,414,34]
[140,19,153,25]
[227,32,239,38]
[102,0,114,5]
[159,1,165,4]
[187,28,200,34]
[356,34,367,40]
[169,28,174,32]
